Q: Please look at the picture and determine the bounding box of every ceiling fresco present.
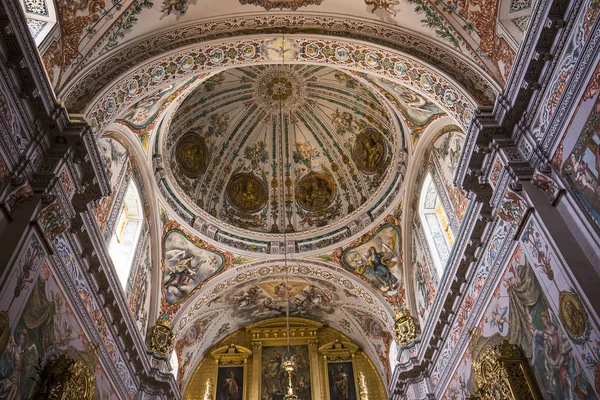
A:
[160,65,400,235]
[359,73,447,145]
[171,272,396,388]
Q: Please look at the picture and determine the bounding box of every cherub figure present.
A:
[365,0,400,16]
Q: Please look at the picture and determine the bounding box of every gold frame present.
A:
[210,344,252,400]
[246,317,323,400]
[319,340,360,400]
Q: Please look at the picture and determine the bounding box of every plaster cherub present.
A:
[365,0,400,16]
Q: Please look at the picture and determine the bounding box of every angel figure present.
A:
[489,304,509,333]
[164,250,203,294]
[365,0,400,16]
[366,246,398,291]
[0,329,38,400]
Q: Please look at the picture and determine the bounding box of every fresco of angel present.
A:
[341,225,402,295]
[163,231,225,305]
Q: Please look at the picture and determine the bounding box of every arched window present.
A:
[108,180,144,289]
[170,350,179,379]
[19,0,57,46]
[419,172,455,276]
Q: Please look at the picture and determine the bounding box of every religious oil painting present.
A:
[163,230,225,305]
[353,128,387,174]
[327,362,357,400]
[340,224,402,296]
[216,366,244,400]
[261,345,311,400]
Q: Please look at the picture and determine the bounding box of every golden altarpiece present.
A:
[184,318,387,400]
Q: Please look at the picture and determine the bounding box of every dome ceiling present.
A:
[161,65,400,235]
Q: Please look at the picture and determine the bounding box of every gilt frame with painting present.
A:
[326,361,358,400]
[215,365,245,400]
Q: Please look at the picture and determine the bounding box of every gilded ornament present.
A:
[559,291,587,338]
[394,309,416,346]
[473,340,541,400]
[358,372,369,400]
[225,173,268,214]
[151,319,174,357]
[33,355,95,400]
[204,378,214,400]
[295,172,336,212]
[175,132,209,178]
[353,129,387,174]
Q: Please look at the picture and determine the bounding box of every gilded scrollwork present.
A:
[151,318,174,357]
[472,340,541,400]
[33,355,95,400]
[394,309,416,346]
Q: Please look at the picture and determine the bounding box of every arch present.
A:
[418,171,454,276]
[400,120,469,329]
[81,36,482,134]
[57,15,499,113]
[95,125,166,339]
[170,258,396,389]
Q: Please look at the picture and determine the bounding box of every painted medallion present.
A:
[175,133,208,178]
[295,172,336,212]
[353,129,387,174]
[225,173,268,214]
[559,291,587,338]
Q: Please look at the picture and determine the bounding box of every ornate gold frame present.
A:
[210,344,252,400]
[246,317,323,400]
[319,340,361,400]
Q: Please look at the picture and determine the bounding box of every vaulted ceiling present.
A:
[28,0,532,392]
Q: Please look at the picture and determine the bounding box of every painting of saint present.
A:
[495,252,596,400]
[353,129,387,174]
[216,366,244,400]
[175,133,208,178]
[341,225,401,295]
[226,173,268,214]
[261,345,311,400]
[327,362,357,400]
[163,230,225,305]
[295,173,336,212]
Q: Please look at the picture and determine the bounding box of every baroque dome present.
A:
[160,65,403,236]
